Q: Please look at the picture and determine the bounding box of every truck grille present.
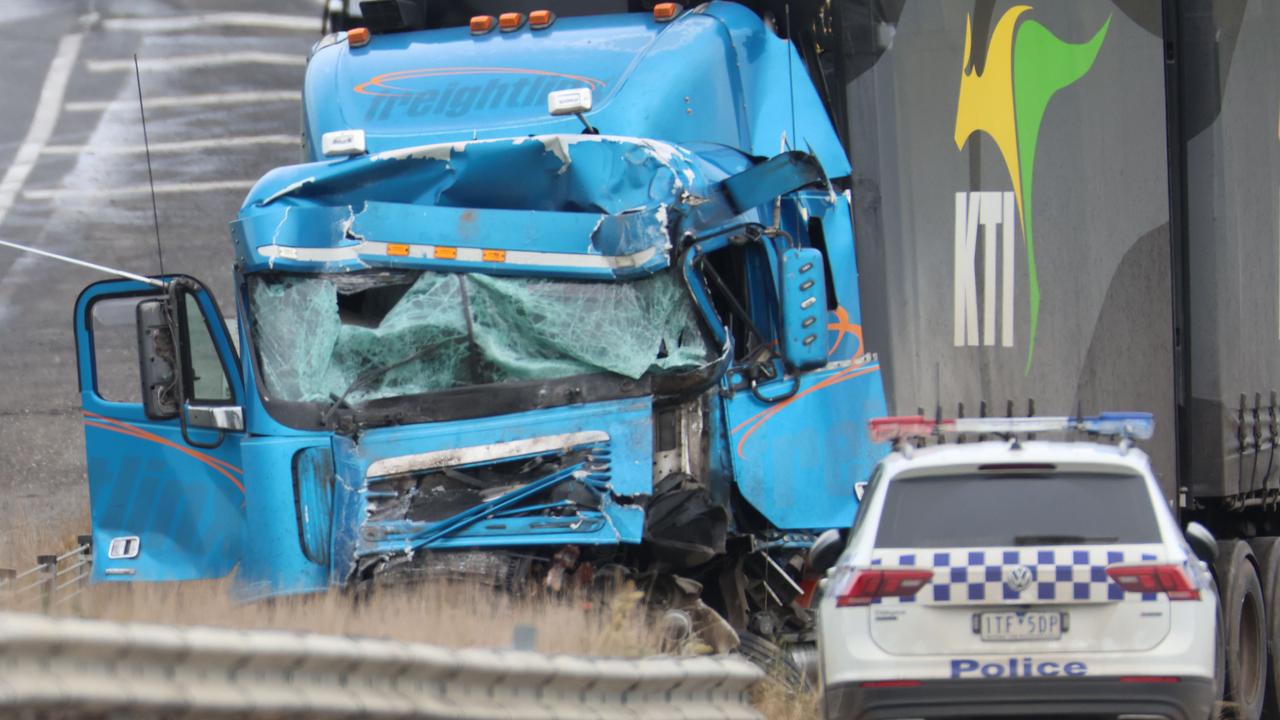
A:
[364,437,613,526]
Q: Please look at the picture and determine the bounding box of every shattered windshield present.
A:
[248,270,712,407]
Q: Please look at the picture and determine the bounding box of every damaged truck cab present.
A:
[73,2,885,642]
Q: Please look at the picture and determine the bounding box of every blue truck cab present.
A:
[73,2,885,644]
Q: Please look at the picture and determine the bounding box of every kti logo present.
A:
[953,5,1109,371]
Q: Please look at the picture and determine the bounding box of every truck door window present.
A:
[701,244,779,361]
[90,296,150,403]
[180,294,233,403]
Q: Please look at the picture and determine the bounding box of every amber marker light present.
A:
[347,27,371,47]
[434,247,459,260]
[482,249,508,263]
[499,12,527,32]
[470,15,496,34]
[386,243,410,257]
[529,10,556,29]
[653,3,682,21]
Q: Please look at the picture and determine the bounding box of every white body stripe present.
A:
[257,241,659,271]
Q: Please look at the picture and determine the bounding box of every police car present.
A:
[814,413,1219,720]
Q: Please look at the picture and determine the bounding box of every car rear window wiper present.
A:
[1013,534,1119,545]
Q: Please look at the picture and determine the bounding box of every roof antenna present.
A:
[784,3,797,150]
[133,54,165,276]
[0,238,167,288]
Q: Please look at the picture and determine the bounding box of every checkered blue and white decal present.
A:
[869,546,1167,605]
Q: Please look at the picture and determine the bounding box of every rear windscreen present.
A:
[874,474,1161,549]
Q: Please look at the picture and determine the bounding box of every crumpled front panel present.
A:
[249,270,710,405]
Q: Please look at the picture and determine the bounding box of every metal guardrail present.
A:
[0,610,763,719]
[0,536,92,612]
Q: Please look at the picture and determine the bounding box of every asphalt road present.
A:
[0,0,323,556]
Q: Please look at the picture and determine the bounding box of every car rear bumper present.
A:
[823,676,1214,720]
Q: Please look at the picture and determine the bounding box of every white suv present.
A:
[815,414,1219,720]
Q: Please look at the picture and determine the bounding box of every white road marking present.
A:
[42,134,299,156]
[88,53,306,73]
[65,90,301,112]
[22,180,257,200]
[0,34,83,324]
[0,34,82,229]
[102,12,319,33]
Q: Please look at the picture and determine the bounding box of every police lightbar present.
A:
[868,412,1155,443]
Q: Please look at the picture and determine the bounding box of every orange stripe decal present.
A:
[826,307,864,359]
[731,309,867,438]
[84,411,243,474]
[733,364,881,459]
[82,412,245,494]
[355,67,607,97]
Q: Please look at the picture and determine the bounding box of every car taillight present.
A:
[1105,564,1200,601]
[835,568,933,607]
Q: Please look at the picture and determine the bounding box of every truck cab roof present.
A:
[303,2,848,171]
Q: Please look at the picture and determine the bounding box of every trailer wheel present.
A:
[1217,540,1267,720]
[1219,595,1231,719]
[1249,538,1280,720]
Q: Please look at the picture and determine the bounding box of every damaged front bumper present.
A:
[328,398,653,584]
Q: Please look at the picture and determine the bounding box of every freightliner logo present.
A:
[355,67,605,121]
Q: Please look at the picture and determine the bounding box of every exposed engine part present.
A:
[366,445,605,524]
[654,575,740,654]
[738,631,809,688]
[359,549,533,593]
[653,395,708,482]
[660,609,694,650]
[545,545,581,592]
[644,472,729,568]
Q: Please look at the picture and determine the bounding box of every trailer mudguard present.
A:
[74,278,246,582]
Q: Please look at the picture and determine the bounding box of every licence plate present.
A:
[976,611,1064,641]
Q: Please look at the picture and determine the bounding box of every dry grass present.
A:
[752,675,822,720]
[0,500,89,572]
[6,506,808,718]
[76,579,659,657]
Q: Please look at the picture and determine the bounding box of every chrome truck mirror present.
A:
[136,298,179,420]
[186,405,245,432]
[1184,521,1218,564]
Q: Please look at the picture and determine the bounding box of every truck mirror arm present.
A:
[164,278,227,451]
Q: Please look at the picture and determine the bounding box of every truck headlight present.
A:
[292,446,334,565]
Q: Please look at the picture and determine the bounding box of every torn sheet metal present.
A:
[328,398,653,583]
[233,134,736,276]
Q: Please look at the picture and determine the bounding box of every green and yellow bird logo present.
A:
[955,5,1110,372]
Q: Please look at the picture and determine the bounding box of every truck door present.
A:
[74,277,246,582]
[704,201,887,531]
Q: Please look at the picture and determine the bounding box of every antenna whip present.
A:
[0,239,167,288]
[134,54,165,276]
